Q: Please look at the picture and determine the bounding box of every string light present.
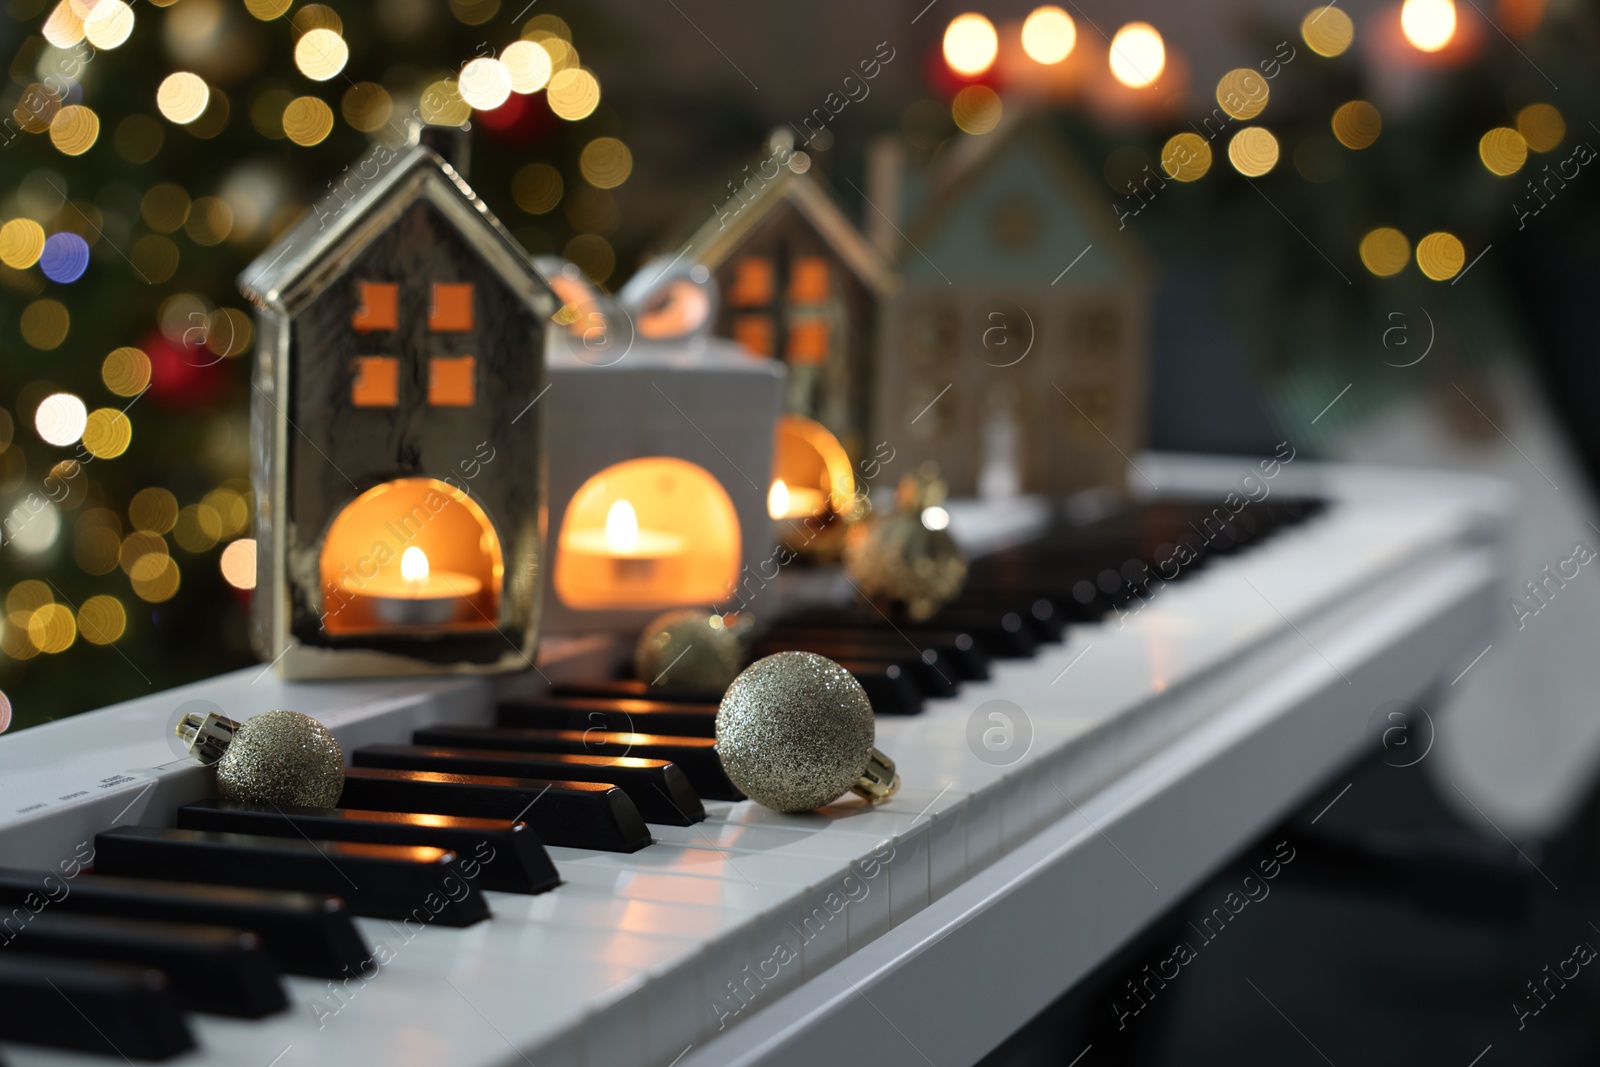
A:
[579,138,632,188]
[1216,69,1269,121]
[1416,231,1465,280]
[459,57,512,111]
[157,73,210,124]
[1478,127,1527,175]
[294,29,349,81]
[39,232,89,283]
[1109,23,1165,89]
[502,40,553,93]
[35,393,87,446]
[1021,6,1076,64]
[0,220,46,269]
[952,85,1002,134]
[77,596,127,644]
[282,96,334,145]
[1359,227,1410,276]
[220,539,257,589]
[1400,0,1457,52]
[1331,101,1382,149]
[84,0,134,48]
[547,69,600,121]
[1161,132,1212,181]
[1515,104,1563,152]
[1301,6,1353,56]
[943,13,999,76]
[1228,127,1280,176]
[513,163,562,214]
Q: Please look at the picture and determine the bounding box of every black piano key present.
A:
[833,659,925,714]
[411,725,745,801]
[784,604,1038,658]
[951,596,1068,643]
[7,912,286,1018]
[751,641,959,699]
[500,696,718,738]
[763,624,993,681]
[0,867,367,980]
[340,766,652,852]
[352,745,705,826]
[93,827,491,927]
[551,679,726,705]
[176,801,560,894]
[0,954,193,1059]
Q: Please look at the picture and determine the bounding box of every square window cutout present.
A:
[429,355,475,406]
[352,356,399,407]
[352,282,398,332]
[430,283,474,332]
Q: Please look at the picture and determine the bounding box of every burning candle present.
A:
[563,498,686,582]
[359,546,483,626]
[768,479,828,520]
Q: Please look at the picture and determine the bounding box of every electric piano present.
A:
[0,456,1509,1066]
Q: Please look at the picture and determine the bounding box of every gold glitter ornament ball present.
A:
[215,710,345,807]
[635,609,746,691]
[717,652,878,812]
[844,467,967,622]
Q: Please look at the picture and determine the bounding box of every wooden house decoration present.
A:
[869,113,1151,498]
[540,256,785,637]
[239,127,558,680]
[677,138,896,467]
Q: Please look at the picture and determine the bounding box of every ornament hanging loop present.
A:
[853,746,900,803]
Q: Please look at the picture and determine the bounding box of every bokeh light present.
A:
[43,2,85,47]
[130,235,180,283]
[1416,231,1465,280]
[1359,227,1410,276]
[1216,69,1268,121]
[21,299,70,350]
[1301,6,1354,56]
[1401,0,1457,51]
[131,555,181,603]
[157,73,210,124]
[114,115,164,162]
[1478,127,1527,175]
[1515,104,1563,152]
[503,40,553,93]
[0,219,47,269]
[1331,101,1382,149]
[245,0,292,18]
[283,96,335,145]
[460,58,512,111]
[421,80,472,126]
[1161,133,1212,181]
[513,163,562,214]
[564,233,614,284]
[174,502,223,552]
[39,232,89,283]
[103,347,152,396]
[49,105,99,156]
[952,85,1003,135]
[291,5,342,33]
[77,596,127,645]
[1022,6,1076,64]
[1110,22,1165,88]
[295,29,349,81]
[84,0,135,48]
[580,138,633,189]
[341,83,393,132]
[28,603,76,654]
[1227,127,1280,176]
[547,69,600,121]
[130,488,179,533]
[943,13,999,76]
[35,393,86,446]
[81,408,133,459]
[220,539,257,589]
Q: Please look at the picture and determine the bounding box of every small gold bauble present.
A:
[844,467,967,622]
[716,651,899,812]
[634,609,748,691]
[206,710,344,808]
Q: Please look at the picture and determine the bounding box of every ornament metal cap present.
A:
[855,747,900,802]
[176,711,238,766]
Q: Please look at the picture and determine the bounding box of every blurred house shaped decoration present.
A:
[677,133,896,463]
[868,113,1151,498]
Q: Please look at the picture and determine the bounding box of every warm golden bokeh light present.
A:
[1216,69,1269,120]
[294,28,349,81]
[1227,127,1280,176]
[21,300,70,350]
[502,40,553,93]
[157,73,210,124]
[1331,101,1382,149]
[131,555,181,603]
[1516,103,1564,152]
[42,2,85,47]
[564,233,615,284]
[952,85,1003,135]
[0,219,46,269]
[49,106,99,155]
[513,163,563,214]
[1022,6,1076,64]
[421,80,472,126]
[103,347,152,396]
[185,197,234,245]
[245,0,292,18]
[220,539,257,589]
[1401,0,1457,51]
[283,96,335,145]
[1416,231,1465,280]
[580,138,633,189]
[944,13,999,76]
[81,408,133,459]
[141,182,190,233]
[1301,5,1354,56]
[547,68,600,120]
[28,603,76,654]
[115,114,164,162]
[1161,132,1212,181]
[1360,227,1410,276]
[35,393,86,446]
[130,488,179,534]
[1110,22,1165,88]
[174,503,223,552]
[130,235,180,283]
[291,4,342,34]
[341,83,393,132]
[84,0,135,48]
[77,595,127,645]
[1478,127,1528,176]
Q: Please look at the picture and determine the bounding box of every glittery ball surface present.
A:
[215,710,345,808]
[716,652,874,812]
[635,609,744,691]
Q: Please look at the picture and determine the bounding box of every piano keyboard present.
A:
[0,464,1507,1067]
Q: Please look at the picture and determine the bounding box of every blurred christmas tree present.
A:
[0,0,625,728]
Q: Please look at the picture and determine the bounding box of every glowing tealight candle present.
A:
[357,546,482,626]
[564,497,686,585]
[768,479,828,521]
[606,499,639,554]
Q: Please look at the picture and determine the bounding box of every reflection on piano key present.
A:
[500,696,718,738]
[93,826,492,926]
[176,801,560,894]
[5,912,286,1018]
[0,867,370,979]
[339,766,653,853]
[351,744,706,826]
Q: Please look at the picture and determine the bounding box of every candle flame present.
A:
[605,499,639,553]
[400,546,430,585]
[767,479,790,520]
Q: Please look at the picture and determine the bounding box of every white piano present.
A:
[0,455,1509,1067]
